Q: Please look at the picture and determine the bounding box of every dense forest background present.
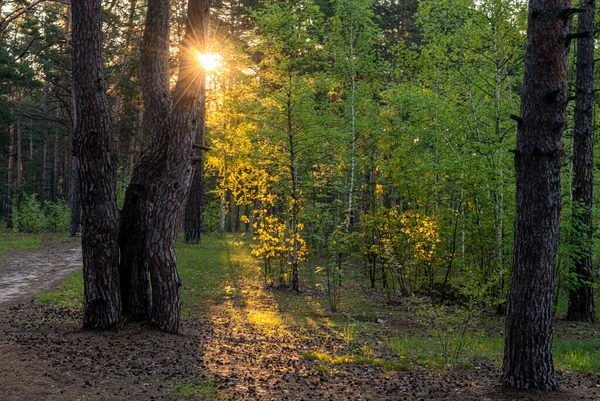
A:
[0,0,597,314]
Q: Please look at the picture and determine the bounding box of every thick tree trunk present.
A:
[184,40,208,244]
[69,155,82,235]
[147,0,208,333]
[118,0,171,319]
[502,0,572,390]
[72,0,122,329]
[567,0,595,322]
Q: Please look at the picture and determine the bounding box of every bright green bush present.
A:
[12,194,70,233]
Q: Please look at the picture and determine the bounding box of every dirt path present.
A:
[0,241,82,304]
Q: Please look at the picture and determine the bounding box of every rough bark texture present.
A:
[183,0,209,244]
[42,82,51,201]
[72,0,121,329]
[184,152,205,244]
[118,0,171,320]
[567,0,595,323]
[148,0,208,333]
[501,0,572,390]
[69,93,82,236]
[184,90,207,244]
[6,106,14,227]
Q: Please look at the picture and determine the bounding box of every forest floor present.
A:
[1,234,600,401]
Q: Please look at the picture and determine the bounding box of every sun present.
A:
[197,52,222,72]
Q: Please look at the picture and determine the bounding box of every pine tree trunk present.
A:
[184,22,208,244]
[118,0,171,319]
[502,0,573,390]
[184,156,204,243]
[16,90,21,198]
[72,0,122,329]
[69,92,82,235]
[6,104,14,227]
[147,0,208,333]
[567,0,595,323]
[53,130,59,201]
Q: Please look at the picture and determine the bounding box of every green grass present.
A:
[175,380,218,399]
[0,230,43,254]
[387,333,600,373]
[388,333,503,369]
[37,270,84,309]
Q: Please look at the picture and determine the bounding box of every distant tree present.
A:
[567,0,595,323]
[502,0,574,390]
[71,0,122,328]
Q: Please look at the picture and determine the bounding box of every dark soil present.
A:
[1,245,600,400]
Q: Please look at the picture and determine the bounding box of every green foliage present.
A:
[44,199,71,233]
[12,194,45,233]
[12,194,70,234]
[388,333,503,369]
[416,302,482,368]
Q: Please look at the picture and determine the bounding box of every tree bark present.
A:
[16,90,21,198]
[72,0,122,329]
[118,0,172,320]
[567,0,595,322]
[184,4,209,244]
[42,83,51,201]
[6,95,14,227]
[502,0,573,390]
[147,0,208,333]
[69,88,82,236]
[184,152,205,243]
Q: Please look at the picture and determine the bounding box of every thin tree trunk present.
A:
[28,118,33,161]
[42,82,51,201]
[16,89,21,197]
[72,0,122,329]
[347,14,356,231]
[502,0,573,390]
[567,0,595,322]
[53,130,59,201]
[147,0,208,333]
[286,81,299,292]
[6,96,14,227]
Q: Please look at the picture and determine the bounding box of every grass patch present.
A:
[388,334,504,369]
[387,333,600,373]
[303,351,408,372]
[554,339,600,373]
[0,231,43,254]
[302,351,332,363]
[176,381,218,399]
[37,269,84,309]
